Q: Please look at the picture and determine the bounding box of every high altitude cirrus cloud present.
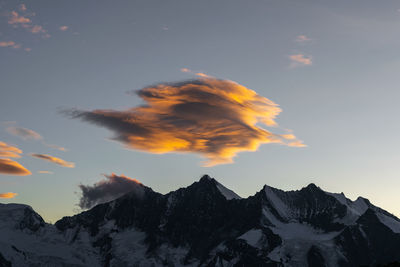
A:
[67,77,305,166]
[31,154,75,168]
[0,192,18,199]
[289,54,312,68]
[6,125,67,151]
[6,126,42,140]
[0,142,31,176]
[78,173,143,209]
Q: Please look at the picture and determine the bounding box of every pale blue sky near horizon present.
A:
[1,0,400,222]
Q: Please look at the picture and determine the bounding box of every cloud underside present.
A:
[31,154,74,168]
[0,141,23,158]
[0,158,31,176]
[0,141,31,175]
[78,173,142,209]
[69,78,305,166]
[0,192,18,199]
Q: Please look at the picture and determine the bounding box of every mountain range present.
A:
[1,175,400,266]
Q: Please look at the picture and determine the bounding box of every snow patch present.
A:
[215,182,241,200]
[238,229,263,247]
[376,213,400,234]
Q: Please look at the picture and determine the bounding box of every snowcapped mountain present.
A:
[1,175,400,266]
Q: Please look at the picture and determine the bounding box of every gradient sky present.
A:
[1,0,400,223]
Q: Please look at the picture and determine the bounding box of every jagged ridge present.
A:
[1,175,400,266]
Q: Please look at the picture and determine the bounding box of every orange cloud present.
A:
[44,143,67,151]
[0,41,15,47]
[0,158,31,176]
[7,8,49,39]
[68,78,305,166]
[31,154,75,168]
[6,126,42,140]
[295,35,311,43]
[8,11,31,25]
[38,170,53,174]
[59,26,68,31]
[0,192,18,199]
[30,25,45,34]
[289,54,312,68]
[0,141,23,158]
[19,4,27,12]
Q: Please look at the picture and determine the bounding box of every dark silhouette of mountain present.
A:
[1,175,400,266]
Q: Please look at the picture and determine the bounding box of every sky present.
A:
[1,0,400,223]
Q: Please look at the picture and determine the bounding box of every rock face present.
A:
[1,175,400,266]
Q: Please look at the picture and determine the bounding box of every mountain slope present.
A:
[1,175,400,266]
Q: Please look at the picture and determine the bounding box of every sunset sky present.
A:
[1,0,400,223]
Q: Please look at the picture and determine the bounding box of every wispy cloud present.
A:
[31,154,75,168]
[8,11,31,25]
[0,41,21,49]
[59,26,68,31]
[38,170,53,174]
[5,5,50,41]
[78,173,143,209]
[180,68,212,78]
[0,41,15,47]
[0,192,18,199]
[5,124,67,151]
[0,141,23,158]
[67,77,305,166]
[19,4,27,12]
[6,126,42,140]
[0,158,31,176]
[289,54,312,68]
[295,35,311,43]
[43,143,67,151]
[30,25,46,34]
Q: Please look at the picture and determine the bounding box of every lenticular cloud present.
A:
[68,77,305,166]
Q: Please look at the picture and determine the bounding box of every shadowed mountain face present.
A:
[1,175,400,266]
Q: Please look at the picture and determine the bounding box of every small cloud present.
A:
[295,35,311,43]
[24,47,31,52]
[180,68,191,73]
[12,43,21,49]
[0,158,31,176]
[43,143,67,151]
[195,72,212,78]
[289,54,312,68]
[162,25,169,31]
[8,11,31,25]
[31,154,75,168]
[0,141,23,158]
[78,173,143,209]
[59,26,68,31]
[7,9,49,39]
[30,25,45,34]
[38,170,53,174]
[0,192,18,199]
[288,141,307,147]
[0,41,16,47]
[6,126,42,140]
[19,4,27,12]
[180,68,212,78]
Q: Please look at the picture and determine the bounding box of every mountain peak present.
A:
[196,174,241,200]
[199,174,213,182]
